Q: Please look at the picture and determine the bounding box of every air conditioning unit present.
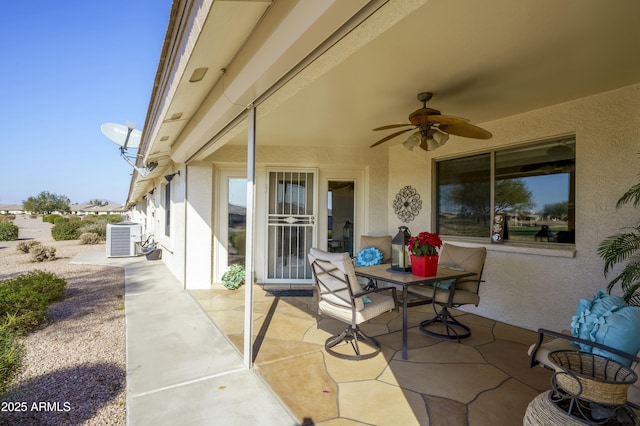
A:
[106,222,142,257]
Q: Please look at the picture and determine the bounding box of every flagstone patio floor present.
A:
[190,285,554,425]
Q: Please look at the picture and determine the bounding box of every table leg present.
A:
[402,286,408,360]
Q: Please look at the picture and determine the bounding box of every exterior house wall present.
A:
[129,169,187,284]
[165,168,186,283]
[185,163,214,289]
[388,84,640,331]
[206,143,388,284]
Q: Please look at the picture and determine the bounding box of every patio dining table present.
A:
[355,264,475,360]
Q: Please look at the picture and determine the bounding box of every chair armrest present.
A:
[353,286,398,311]
[529,328,640,368]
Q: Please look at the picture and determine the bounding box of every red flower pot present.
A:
[410,255,438,277]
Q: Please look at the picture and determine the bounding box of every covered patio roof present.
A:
[128,0,640,202]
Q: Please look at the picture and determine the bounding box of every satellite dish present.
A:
[101,122,141,149]
[101,121,156,177]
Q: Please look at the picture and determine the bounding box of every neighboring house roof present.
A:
[0,204,25,213]
[228,204,246,216]
[70,203,127,214]
[0,203,126,214]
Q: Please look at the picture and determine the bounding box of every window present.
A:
[164,183,171,237]
[436,138,575,244]
[228,178,247,267]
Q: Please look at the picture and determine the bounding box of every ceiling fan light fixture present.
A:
[425,138,440,151]
[433,130,449,147]
[403,132,421,151]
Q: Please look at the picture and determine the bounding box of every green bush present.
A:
[106,214,124,223]
[0,324,23,398]
[79,232,102,244]
[0,223,19,241]
[221,264,246,290]
[29,245,56,262]
[51,221,81,241]
[16,240,41,253]
[52,216,69,225]
[229,230,246,255]
[0,271,66,333]
[42,214,63,224]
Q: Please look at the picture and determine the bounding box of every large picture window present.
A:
[436,138,575,244]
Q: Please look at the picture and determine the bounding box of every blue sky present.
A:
[0,1,172,205]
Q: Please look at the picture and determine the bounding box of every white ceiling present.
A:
[218,0,640,150]
[130,0,640,202]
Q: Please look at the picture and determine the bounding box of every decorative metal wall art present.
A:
[393,185,422,222]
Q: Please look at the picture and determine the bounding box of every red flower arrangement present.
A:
[407,231,442,256]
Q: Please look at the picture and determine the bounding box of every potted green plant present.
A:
[221,263,245,290]
[597,163,640,305]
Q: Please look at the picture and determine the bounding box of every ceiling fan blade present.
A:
[424,114,469,125]
[409,108,470,125]
[370,128,414,148]
[440,123,492,139]
[373,123,414,131]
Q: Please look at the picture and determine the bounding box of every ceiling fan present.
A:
[370,92,492,151]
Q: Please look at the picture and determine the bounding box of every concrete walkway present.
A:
[72,250,297,426]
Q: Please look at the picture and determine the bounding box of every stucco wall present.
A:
[185,163,214,289]
[388,84,640,331]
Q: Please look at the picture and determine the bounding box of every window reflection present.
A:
[495,139,575,243]
[228,178,246,266]
[437,154,491,237]
[436,138,576,244]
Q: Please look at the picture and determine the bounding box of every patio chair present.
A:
[359,235,392,263]
[528,328,640,409]
[408,244,487,341]
[308,248,398,360]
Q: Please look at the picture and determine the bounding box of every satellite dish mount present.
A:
[101,121,157,177]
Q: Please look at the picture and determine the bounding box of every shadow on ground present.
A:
[0,362,124,426]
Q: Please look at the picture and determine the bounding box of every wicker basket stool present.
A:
[549,350,638,406]
[524,392,589,426]
[524,391,639,426]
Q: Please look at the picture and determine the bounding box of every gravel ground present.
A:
[0,216,126,425]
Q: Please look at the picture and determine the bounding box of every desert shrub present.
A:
[79,232,102,244]
[67,215,81,222]
[79,219,109,238]
[229,230,246,255]
[42,214,63,224]
[0,324,23,398]
[83,214,122,223]
[52,216,69,225]
[51,221,81,241]
[0,271,66,333]
[0,223,19,241]
[0,215,16,223]
[16,240,41,253]
[29,245,56,262]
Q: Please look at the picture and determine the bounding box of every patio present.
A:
[190,285,554,425]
